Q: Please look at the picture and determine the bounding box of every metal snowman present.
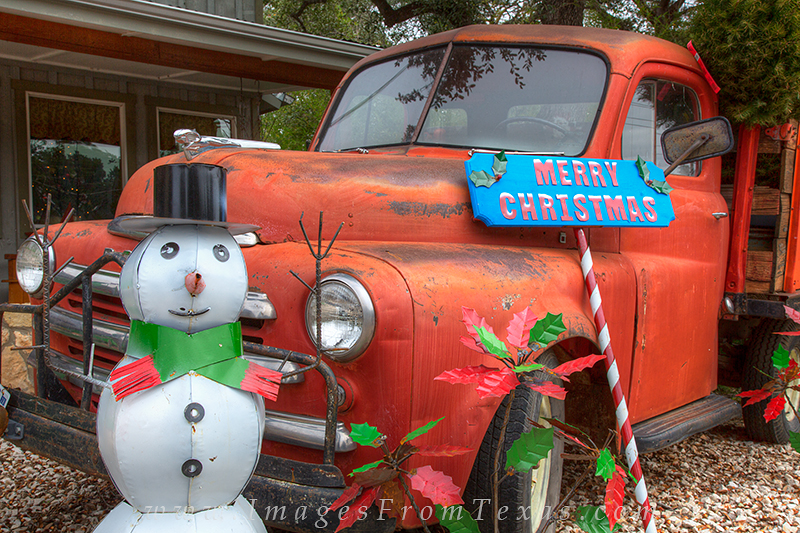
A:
[93,163,281,532]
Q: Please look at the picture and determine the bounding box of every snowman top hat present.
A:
[117,163,259,235]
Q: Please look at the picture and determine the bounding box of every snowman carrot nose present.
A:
[185,272,206,295]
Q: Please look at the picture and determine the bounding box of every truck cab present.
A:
[4,24,793,533]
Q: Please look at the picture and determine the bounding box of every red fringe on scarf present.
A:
[240,364,281,402]
[109,356,162,400]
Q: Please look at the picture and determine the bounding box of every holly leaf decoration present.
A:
[575,505,620,533]
[409,466,464,507]
[506,426,554,471]
[636,156,650,183]
[377,479,406,518]
[595,449,615,481]
[435,365,497,385]
[784,305,800,326]
[475,368,521,399]
[604,468,626,531]
[469,170,496,188]
[529,312,566,346]
[473,325,510,358]
[764,396,786,422]
[329,483,360,512]
[512,363,544,374]
[334,486,378,533]
[435,504,481,533]
[402,417,445,444]
[507,307,538,350]
[492,151,508,178]
[649,179,674,195]
[773,345,791,370]
[461,307,495,353]
[789,431,800,453]
[350,423,384,447]
[416,444,472,457]
[352,465,398,487]
[738,388,772,407]
[526,381,568,400]
[350,459,385,476]
[553,354,606,378]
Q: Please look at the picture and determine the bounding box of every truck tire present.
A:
[742,319,800,443]
[463,352,564,533]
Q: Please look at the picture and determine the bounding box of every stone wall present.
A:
[1,312,35,394]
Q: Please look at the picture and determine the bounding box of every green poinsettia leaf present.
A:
[492,151,508,177]
[773,345,791,370]
[636,156,650,182]
[350,423,384,447]
[789,431,800,453]
[595,449,615,481]
[575,505,620,533]
[512,363,544,374]
[474,325,510,358]
[650,179,674,195]
[506,427,554,472]
[435,505,481,533]
[529,312,566,346]
[402,416,445,444]
[470,170,496,188]
[349,459,385,476]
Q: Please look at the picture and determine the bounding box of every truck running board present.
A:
[632,393,741,454]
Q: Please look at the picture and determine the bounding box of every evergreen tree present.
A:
[690,0,800,126]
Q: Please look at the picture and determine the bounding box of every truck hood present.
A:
[115,148,559,247]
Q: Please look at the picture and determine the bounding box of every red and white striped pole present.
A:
[574,228,657,533]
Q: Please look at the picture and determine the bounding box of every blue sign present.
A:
[465,153,675,228]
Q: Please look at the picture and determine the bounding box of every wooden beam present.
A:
[0,12,345,90]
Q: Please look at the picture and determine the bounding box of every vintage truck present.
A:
[2,23,798,533]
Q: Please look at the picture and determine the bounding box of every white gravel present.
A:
[0,418,798,532]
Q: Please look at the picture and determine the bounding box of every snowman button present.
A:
[182,459,203,478]
[184,402,205,423]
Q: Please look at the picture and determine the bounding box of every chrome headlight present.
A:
[15,237,55,296]
[305,273,375,362]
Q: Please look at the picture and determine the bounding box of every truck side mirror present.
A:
[660,117,734,176]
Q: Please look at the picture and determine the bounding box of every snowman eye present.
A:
[160,242,179,259]
[213,244,229,262]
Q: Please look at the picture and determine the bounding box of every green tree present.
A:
[261,89,331,150]
[690,0,800,126]
[585,0,694,42]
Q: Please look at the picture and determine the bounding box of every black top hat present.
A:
[117,163,259,235]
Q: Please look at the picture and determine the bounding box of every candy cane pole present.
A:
[574,228,657,533]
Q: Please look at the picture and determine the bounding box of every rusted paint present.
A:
[387,201,468,218]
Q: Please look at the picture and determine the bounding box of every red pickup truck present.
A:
[3,24,796,533]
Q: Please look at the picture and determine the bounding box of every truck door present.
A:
[614,65,729,423]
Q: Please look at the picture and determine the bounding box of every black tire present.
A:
[463,352,564,533]
[742,319,800,443]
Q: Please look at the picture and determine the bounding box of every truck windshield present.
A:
[317,44,607,155]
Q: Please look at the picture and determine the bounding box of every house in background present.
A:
[0,0,377,302]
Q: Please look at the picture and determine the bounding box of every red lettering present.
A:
[604,195,628,221]
[534,159,557,186]
[557,160,572,186]
[604,161,619,186]
[643,197,657,222]
[627,196,644,222]
[588,195,604,221]
[573,194,589,221]
[556,194,574,221]
[572,161,589,186]
[518,193,538,221]
[500,192,517,220]
[588,162,607,187]
[538,194,556,220]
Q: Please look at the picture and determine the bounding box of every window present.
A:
[157,109,235,157]
[27,94,125,224]
[622,80,700,176]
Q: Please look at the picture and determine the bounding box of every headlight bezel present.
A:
[15,237,56,297]
[305,273,375,363]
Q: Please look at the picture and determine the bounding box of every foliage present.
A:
[261,89,331,151]
[585,0,694,43]
[689,0,800,126]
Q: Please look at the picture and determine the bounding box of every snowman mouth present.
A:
[169,307,211,317]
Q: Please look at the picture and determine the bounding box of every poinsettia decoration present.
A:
[329,418,471,533]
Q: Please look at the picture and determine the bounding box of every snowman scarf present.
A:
[109,320,281,401]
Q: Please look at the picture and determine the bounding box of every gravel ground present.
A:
[0,418,798,532]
